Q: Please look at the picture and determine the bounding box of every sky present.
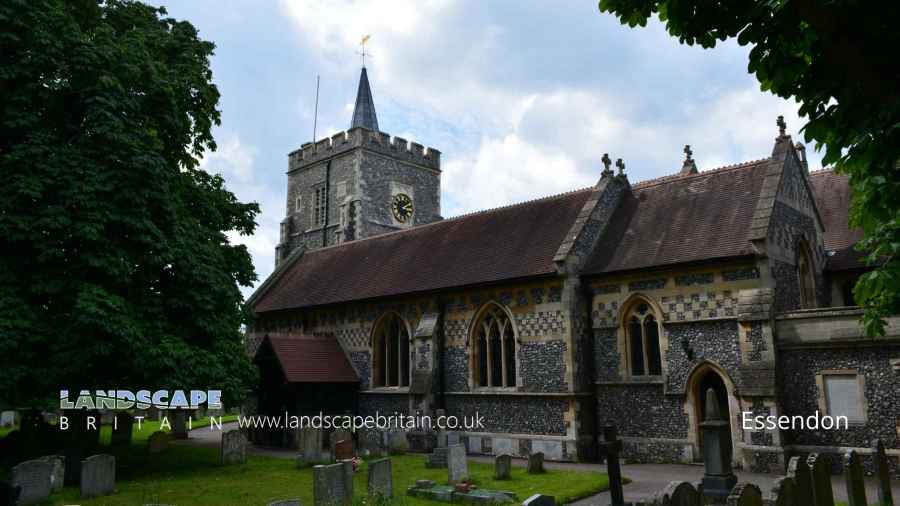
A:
[154,0,823,297]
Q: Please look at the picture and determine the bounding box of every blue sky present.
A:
[154,0,823,296]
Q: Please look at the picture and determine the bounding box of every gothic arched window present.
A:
[798,241,817,309]
[372,313,410,388]
[472,303,516,388]
[625,301,663,376]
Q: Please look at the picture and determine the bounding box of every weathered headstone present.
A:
[333,439,353,461]
[663,481,700,506]
[523,494,556,506]
[808,454,835,506]
[700,388,737,503]
[10,458,52,505]
[267,500,301,506]
[40,455,65,492]
[0,410,15,428]
[1,480,21,506]
[766,477,797,506]
[448,443,469,484]
[873,439,895,506]
[495,453,512,480]
[329,429,352,452]
[171,411,188,439]
[388,429,408,453]
[299,427,323,463]
[787,456,813,503]
[843,451,868,506]
[358,428,384,457]
[527,451,545,474]
[80,454,116,498]
[727,483,763,506]
[599,424,625,506]
[221,429,248,465]
[111,413,134,446]
[427,447,449,468]
[148,430,169,454]
[447,431,461,446]
[313,462,351,506]
[367,457,393,498]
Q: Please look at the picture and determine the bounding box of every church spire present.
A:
[351,67,379,131]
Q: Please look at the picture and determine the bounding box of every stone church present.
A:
[247,68,900,474]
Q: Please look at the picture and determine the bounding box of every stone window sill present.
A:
[361,387,410,395]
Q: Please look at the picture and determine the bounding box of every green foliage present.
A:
[599,0,900,334]
[0,0,259,405]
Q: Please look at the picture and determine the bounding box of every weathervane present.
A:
[358,34,371,67]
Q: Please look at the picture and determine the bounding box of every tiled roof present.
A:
[809,169,866,270]
[583,160,770,274]
[260,335,359,383]
[252,189,592,312]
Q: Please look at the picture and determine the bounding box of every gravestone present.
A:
[148,431,169,453]
[495,454,512,480]
[807,454,834,506]
[766,476,797,506]
[329,429,352,452]
[313,462,352,506]
[111,413,134,446]
[1,480,21,506]
[700,388,737,503]
[268,500,301,506]
[427,447,449,468]
[40,455,65,492]
[599,424,625,506]
[221,429,248,465]
[10,458,52,505]
[663,481,700,506]
[367,457,393,498]
[298,427,323,463]
[359,428,384,457]
[726,483,762,506]
[523,494,556,506]
[388,429,408,453]
[873,439,895,506]
[333,439,353,461]
[0,410,14,427]
[787,456,813,503]
[81,454,115,498]
[448,443,469,484]
[527,452,545,474]
[843,451,867,506]
[446,431,461,446]
[171,411,188,439]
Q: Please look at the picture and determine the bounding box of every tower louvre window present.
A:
[313,187,327,227]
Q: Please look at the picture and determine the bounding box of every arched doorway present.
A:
[686,362,736,463]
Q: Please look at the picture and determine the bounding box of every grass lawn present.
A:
[45,443,608,506]
[98,415,239,444]
[0,424,16,438]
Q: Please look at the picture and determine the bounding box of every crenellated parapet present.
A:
[288,126,441,172]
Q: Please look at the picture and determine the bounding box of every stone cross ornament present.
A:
[601,153,613,177]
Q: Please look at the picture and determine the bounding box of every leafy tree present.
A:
[599,0,900,334]
[0,0,259,408]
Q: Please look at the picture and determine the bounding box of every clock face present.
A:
[391,193,413,223]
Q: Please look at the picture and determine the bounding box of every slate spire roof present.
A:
[351,67,379,131]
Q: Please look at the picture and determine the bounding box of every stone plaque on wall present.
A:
[410,370,432,394]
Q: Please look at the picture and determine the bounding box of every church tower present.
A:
[275,68,443,266]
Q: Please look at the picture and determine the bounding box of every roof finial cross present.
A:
[358,34,371,68]
[615,158,625,176]
[684,144,693,161]
[601,153,612,176]
[777,115,787,137]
